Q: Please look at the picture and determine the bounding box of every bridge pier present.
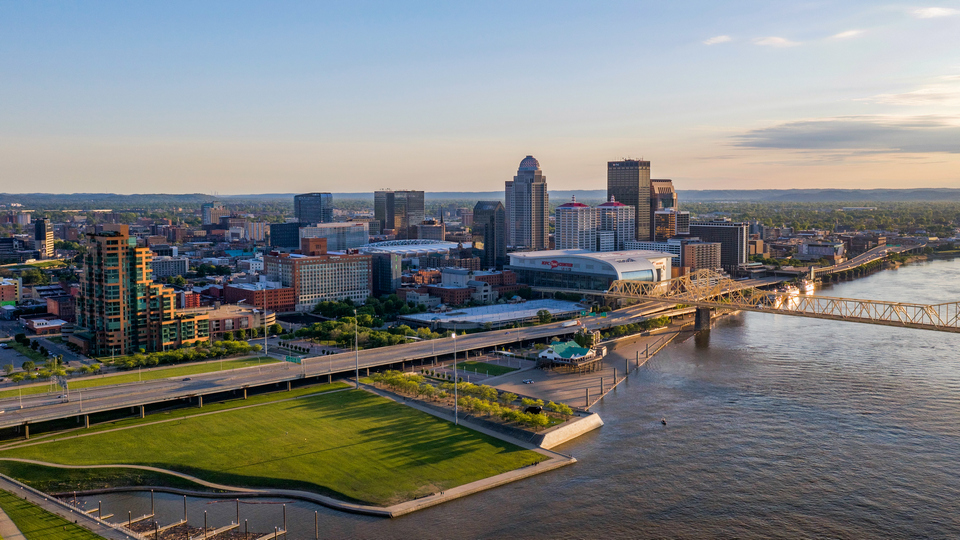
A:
[695,307,715,331]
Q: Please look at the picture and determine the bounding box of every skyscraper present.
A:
[596,196,636,251]
[74,225,209,356]
[294,193,334,224]
[607,159,652,241]
[201,202,229,225]
[473,200,506,269]
[33,218,54,258]
[650,178,677,236]
[555,196,596,251]
[374,190,425,240]
[505,155,549,251]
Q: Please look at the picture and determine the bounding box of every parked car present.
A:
[523,379,534,384]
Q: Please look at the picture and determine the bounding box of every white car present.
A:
[522,379,534,384]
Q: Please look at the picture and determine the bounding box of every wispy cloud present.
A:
[912,7,960,18]
[831,29,864,39]
[735,115,960,155]
[753,36,800,47]
[863,76,960,106]
[703,35,732,45]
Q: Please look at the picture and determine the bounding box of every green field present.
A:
[0,357,278,400]
[0,389,545,505]
[0,489,105,539]
[459,360,519,377]
[8,342,47,363]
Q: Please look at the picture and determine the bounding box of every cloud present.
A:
[734,116,960,154]
[703,35,732,45]
[863,77,960,106]
[912,7,959,18]
[831,29,864,39]
[753,36,800,47]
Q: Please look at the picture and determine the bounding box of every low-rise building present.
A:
[224,281,297,313]
[506,249,672,291]
[264,240,372,311]
[151,256,189,279]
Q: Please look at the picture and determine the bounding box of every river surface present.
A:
[80,258,960,539]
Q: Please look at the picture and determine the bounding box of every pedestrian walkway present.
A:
[0,504,27,540]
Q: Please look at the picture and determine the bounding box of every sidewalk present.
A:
[0,505,26,540]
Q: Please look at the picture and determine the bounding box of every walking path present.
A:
[0,473,139,539]
[0,504,26,540]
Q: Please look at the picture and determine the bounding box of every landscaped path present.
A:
[0,504,27,540]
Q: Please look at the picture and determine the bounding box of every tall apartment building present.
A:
[33,218,54,258]
[299,222,369,251]
[73,226,209,356]
[654,209,691,242]
[596,197,636,251]
[264,240,372,311]
[245,221,268,242]
[688,220,749,272]
[607,159,652,241]
[294,192,334,224]
[201,202,229,226]
[473,200,506,269]
[505,155,549,251]
[374,190,425,240]
[555,197,596,251]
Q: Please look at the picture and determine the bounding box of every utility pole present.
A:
[354,309,360,389]
[452,330,458,425]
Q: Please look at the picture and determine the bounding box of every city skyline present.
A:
[2,1,959,194]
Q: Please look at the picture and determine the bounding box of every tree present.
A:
[30,340,39,351]
[39,346,48,357]
[499,392,518,405]
[14,333,26,344]
[269,323,282,335]
[236,328,246,340]
[222,331,234,341]
[10,373,24,383]
[167,275,187,287]
[537,309,553,324]
[21,361,35,372]
[3,364,13,375]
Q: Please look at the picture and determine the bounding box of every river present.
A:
[80,258,960,539]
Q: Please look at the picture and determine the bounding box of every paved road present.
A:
[0,301,679,429]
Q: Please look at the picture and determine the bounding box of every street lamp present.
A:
[452,330,458,425]
[354,309,360,389]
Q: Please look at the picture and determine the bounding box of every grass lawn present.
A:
[0,357,278,400]
[458,360,518,377]
[0,390,546,505]
[0,489,105,539]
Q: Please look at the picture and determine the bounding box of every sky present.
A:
[1,1,959,194]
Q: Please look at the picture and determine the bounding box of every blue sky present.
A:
[2,1,959,193]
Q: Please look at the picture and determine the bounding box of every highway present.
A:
[0,301,675,430]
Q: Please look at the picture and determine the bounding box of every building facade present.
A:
[505,155,549,251]
[506,249,671,291]
[688,220,749,272]
[224,282,296,313]
[34,218,54,258]
[264,249,373,311]
[201,202,229,226]
[654,209,691,242]
[473,200,506,269]
[150,256,189,279]
[74,226,209,355]
[596,197,636,251]
[294,192,334,224]
[374,190,425,240]
[299,222,369,251]
[555,197,596,251]
[608,159,652,241]
[269,222,302,249]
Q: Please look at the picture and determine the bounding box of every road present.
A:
[0,301,680,430]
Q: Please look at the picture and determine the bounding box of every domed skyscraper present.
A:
[505,156,549,251]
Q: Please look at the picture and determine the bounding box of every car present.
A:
[182,377,192,381]
[523,379,534,384]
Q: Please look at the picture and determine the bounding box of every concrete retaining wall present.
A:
[534,412,604,449]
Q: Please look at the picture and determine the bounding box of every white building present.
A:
[506,249,672,291]
[596,197,636,251]
[150,256,189,279]
[555,196,596,251]
[505,155,549,251]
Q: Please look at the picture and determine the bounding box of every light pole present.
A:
[354,309,360,389]
[452,330,458,425]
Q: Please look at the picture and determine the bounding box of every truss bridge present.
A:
[607,269,960,333]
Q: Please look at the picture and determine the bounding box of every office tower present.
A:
[505,155,549,251]
[654,209,691,242]
[299,222,370,251]
[374,190,425,239]
[457,208,474,228]
[417,219,446,241]
[607,159,651,240]
[473,200,506,269]
[294,192,334,224]
[596,196,636,251]
[555,196,596,251]
[688,220,749,272]
[371,252,402,295]
[650,179,677,236]
[33,218,54,258]
[201,202,229,225]
[269,222,302,248]
[75,226,209,356]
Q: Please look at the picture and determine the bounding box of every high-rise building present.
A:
[505,155,549,251]
[555,196,596,251]
[654,209,691,242]
[74,226,209,356]
[299,222,369,251]
[269,222,302,249]
[33,218,54,258]
[245,221,268,242]
[688,220,749,272]
[596,196,636,251]
[650,179,677,236]
[264,243,373,311]
[201,202,229,226]
[457,208,474,228]
[473,200,506,269]
[294,193,334,224]
[607,159,652,241]
[374,190,425,239]
[417,219,446,241]
[371,252,402,295]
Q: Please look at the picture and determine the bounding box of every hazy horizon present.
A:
[2,1,959,194]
